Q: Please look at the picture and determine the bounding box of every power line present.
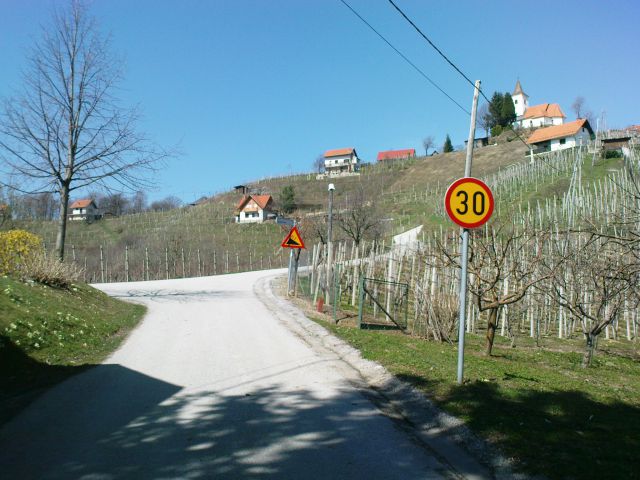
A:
[386,0,532,149]
[338,0,470,116]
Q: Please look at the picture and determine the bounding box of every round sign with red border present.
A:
[445,177,494,229]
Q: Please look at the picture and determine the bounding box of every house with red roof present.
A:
[511,80,566,129]
[235,194,275,224]
[68,198,100,221]
[526,119,593,153]
[376,149,416,162]
[323,148,360,176]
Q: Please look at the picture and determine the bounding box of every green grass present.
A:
[0,275,146,425]
[308,314,640,480]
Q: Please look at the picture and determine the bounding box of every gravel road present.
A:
[0,270,493,479]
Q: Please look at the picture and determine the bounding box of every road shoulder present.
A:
[255,274,530,480]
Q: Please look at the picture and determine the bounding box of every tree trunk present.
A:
[55,184,70,261]
[582,332,597,368]
[485,307,500,356]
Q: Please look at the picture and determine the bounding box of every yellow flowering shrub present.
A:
[0,230,43,274]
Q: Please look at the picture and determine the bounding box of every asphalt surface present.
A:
[0,270,491,479]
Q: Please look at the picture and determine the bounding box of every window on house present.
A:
[514,99,518,104]
[560,138,566,145]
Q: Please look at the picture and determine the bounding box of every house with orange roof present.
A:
[526,119,593,153]
[323,147,360,176]
[68,198,100,221]
[511,80,566,128]
[376,149,416,162]
[234,194,275,224]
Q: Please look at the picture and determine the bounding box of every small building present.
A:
[323,148,359,176]
[527,119,594,153]
[235,194,275,224]
[376,149,416,162]
[68,199,100,221]
[234,185,249,195]
[463,137,489,148]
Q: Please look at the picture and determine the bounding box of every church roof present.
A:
[512,80,527,97]
[522,103,566,120]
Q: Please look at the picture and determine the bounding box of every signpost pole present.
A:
[457,80,481,385]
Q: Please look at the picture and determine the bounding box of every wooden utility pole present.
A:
[457,79,481,385]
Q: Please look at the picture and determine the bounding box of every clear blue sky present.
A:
[1,0,639,202]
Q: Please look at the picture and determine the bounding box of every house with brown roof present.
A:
[68,198,100,221]
[526,119,593,153]
[376,149,416,162]
[323,148,359,176]
[235,194,275,224]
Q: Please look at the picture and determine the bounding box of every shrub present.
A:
[491,125,503,137]
[0,230,43,274]
[19,252,83,288]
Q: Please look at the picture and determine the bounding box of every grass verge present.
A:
[0,275,146,426]
[304,310,639,480]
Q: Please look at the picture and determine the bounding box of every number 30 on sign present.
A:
[445,177,494,229]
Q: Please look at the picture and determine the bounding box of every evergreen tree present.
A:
[443,134,454,153]
[280,185,296,213]
[500,92,516,126]
[488,92,504,129]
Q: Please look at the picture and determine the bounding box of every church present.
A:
[511,80,566,129]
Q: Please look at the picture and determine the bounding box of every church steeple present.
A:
[511,79,529,117]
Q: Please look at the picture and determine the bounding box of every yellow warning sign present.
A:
[281,226,305,249]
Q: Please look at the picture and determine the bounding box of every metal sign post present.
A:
[457,80,481,385]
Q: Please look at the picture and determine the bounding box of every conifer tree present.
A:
[443,134,454,153]
[500,92,516,126]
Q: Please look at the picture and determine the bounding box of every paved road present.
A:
[0,270,489,479]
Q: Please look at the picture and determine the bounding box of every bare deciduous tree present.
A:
[0,1,171,260]
[313,155,325,174]
[572,96,586,119]
[336,187,384,247]
[477,103,491,136]
[422,136,434,156]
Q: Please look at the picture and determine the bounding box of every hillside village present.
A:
[2,3,640,480]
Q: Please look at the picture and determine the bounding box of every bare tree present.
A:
[572,96,586,119]
[545,233,632,367]
[336,187,384,247]
[440,224,557,355]
[313,154,325,174]
[477,103,491,136]
[0,1,171,260]
[422,136,434,156]
[149,196,182,212]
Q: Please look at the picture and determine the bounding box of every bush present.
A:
[605,150,623,159]
[0,230,43,274]
[19,252,83,288]
[491,125,503,137]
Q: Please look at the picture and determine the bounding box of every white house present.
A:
[68,198,100,221]
[527,119,593,153]
[512,80,566,128]
[323,148,359,176]
[235,194,275,224]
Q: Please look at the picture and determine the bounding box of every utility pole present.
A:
[457,79,481,385]
[326,183,335,304]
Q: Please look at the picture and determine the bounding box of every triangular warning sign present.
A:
[281,226,305,249]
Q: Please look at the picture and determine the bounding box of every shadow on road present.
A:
[1,363,447,479]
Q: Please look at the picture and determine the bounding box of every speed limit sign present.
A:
[445,177,494,229]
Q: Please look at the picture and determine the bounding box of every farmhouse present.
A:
[324,148,359,176]
[527,119,593,153]
[235,194,275,224]
[68,199,100,221]
[376,149,416,162]
[512,80,566,128]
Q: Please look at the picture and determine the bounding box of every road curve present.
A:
[0,270,488,479]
